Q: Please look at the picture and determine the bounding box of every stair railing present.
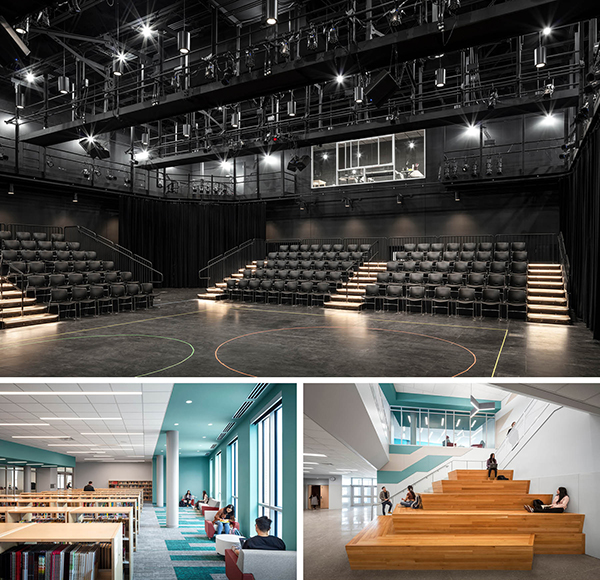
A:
[64,226,163,286]
[558,231,572,318]
[198,239,265,289]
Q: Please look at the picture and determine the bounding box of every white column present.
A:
[24,466,32,493]
[156,455,164,508]
[166,430,179,528]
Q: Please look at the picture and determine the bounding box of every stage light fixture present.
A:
[486,156,493,176]
[543,80,555,99]
[265,0,278,25]
[264,53,272,76]
[287,97,296,117]
[231,112,239,128]
[280,39,290,58]
[408,141,415,149]
[307,25,318,51]
[81,168,91,180]
[496,156,503,175]
[113,58,124,76]
[8,183,14,195]
[57,76,70,95]
[182,123,191,137]
[322,153,329,160]
[435,67,446,88]
[141,24,153,38]
[15,91,25,110]
[343,197,351,208]
[561,142,576,152]
[542,26,552,36]
[245,48,255,70]
[387,6,404,26]
[327,24,339,45]
[462,160,469,172]
[465,124,479,137]
[534,45,547,68]
[487,88,498,109]
[141,132,149,146]
[454,191,460,202]
[287,156,298,172]
[396,193,403,204]
[299,200,306,211]
[178,30,191,55]
[354,86,364,103]
[15,19,29,35]
[73,193,78,203]
[575,102,590,124]
[336,74,344,83]
[25,72,35,83]
[221,59,235,85]
[205,61,215,81]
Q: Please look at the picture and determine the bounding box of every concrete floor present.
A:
[304,506,600,580]
[0,288,598,377]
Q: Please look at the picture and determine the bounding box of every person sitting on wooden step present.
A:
[524,487,569,513]
[487,453,498,479]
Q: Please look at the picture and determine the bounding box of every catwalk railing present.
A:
[64,226,164,286]
[198,238,266,289]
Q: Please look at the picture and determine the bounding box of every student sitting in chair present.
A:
[524,487,570,513]
[213,504,240,536]
[232,515,285,554]
[182,490,193,506]
[196,490,209,510]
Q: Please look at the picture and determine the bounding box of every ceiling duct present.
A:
[233,400,253,419]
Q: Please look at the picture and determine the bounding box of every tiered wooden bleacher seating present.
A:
[346,468,585,570]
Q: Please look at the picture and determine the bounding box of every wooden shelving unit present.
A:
[0,522,123,580]
[108,481,152,503]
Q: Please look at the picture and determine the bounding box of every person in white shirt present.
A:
[524,487,569,513]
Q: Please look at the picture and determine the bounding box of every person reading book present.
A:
[213,504,239,536]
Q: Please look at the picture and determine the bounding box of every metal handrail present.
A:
[198,239,265,288]
[204,239,256,269]
[64,226,163,285]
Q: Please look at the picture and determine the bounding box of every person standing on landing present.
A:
[380,487,393,515]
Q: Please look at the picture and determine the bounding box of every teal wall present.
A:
[210,383,297,550]
[0,439,75,468]
[179,457,209,500]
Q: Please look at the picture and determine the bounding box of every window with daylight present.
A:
[229,438,238,511]
[215,452,222,503]
[311,131,425,188]
[257,401,283,538]
[209,457,214,498]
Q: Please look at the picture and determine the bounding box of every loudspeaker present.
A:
[79,139,111,160]
[295,155,311,172]
[365,70,398,108]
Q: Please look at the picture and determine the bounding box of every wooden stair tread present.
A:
[449,469,513,480]
[528,288,565,295]
[527,305,569,312]
[528,313,571,323]
[420,493,553,511]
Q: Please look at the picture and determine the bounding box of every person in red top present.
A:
[524,487,570,513]
[213,504,239,535]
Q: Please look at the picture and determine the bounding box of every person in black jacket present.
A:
[83,481,95,491]
[487,453,498,479]
[232,516,286,554]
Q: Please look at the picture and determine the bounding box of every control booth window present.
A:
[312,131,425,188]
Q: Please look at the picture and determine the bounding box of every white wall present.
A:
[74,462,152,489]
[36,467,57,491]
[304,478,342,510]
[505,407,600,559]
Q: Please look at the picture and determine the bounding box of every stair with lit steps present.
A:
[0,279,58,329]
[526,264,570,324]
[324,262,387,311]
[198,265,256,301]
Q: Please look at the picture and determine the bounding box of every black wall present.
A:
[0,178,119,241]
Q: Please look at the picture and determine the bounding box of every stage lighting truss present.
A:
[543,79,555,99]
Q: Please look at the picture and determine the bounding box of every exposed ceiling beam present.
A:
[44,33,109,79]
[143,88,578,168]
[21,0,600,146]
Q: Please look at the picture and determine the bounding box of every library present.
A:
[0,382,297,580]
[304,382,600,578]
[0,1,599,377]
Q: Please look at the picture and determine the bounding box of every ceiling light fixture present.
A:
[80,433,144,435]
[336,74,344,83]
[354,86,364,103]
[534,44,547,68]
[435,67,446,88]
[186,400,193,404]
[265,0,278,25]
[12,436,72,439]
[58,76,70,94]
[0,391,143,395]
[40,417,123,421]
[178,31,191,55]
[25,72,35,83]
[0,423,49,426]
[303,453,327,457]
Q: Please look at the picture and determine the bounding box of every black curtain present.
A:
[560,118,600,340]
[119,198,266,287]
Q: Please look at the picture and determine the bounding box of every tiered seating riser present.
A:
[433,481,530,493]
[419,493,553,511]
[449,469,514,480]
[346,544,534,570]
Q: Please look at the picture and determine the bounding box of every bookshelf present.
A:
[108,481,152,503]
[0,522,123,580]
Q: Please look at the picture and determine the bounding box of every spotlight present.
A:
[561,142,576,152]
[487,88,498,109]
[25,72,35,83]
[486,156,493,176]
[543,80,555,99]
[454,191,460,202]
[73,193,78,203]
[322,153,329,160]
[496,156,503,175]
[205,61,215,81]
[245,48,255,70]
[113,58,124,77]
[299,201,306,211]
[280,39,290,59]
[140,24,153,38]
[296,155,311,171]
[178,31,191,55]
[435,67,446,88]
[307,25,318,51]
[265,0,278,25]
[182,123,191,137]
[141,132,149,146]
[15,18,29,35]
[15,91,25,110]
[79,138,110,160]
[58,76,70,94]
[465,125,479,137]
[327,24,339,45]
[336,74,344,83]
[396,193,403,204]
[447,0,461,14]
[387,6,405,26]
[462,160,469,172]
[542,26,552,36]
[534,45,547,68]
[575,102,590,124]
[135,150,150,162]
[8,183,15,195]
[343,197,352,208]
[586,70,600,83]
[408,141,415,149]
[584,79,600,95]
[221,58,235,85]
[287,98,296,117]
[287,156,298,172]
[81,168,91,180]
[354,86,364,103]
[231,112,239,128]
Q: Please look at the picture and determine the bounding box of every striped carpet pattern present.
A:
[133,505,227,580]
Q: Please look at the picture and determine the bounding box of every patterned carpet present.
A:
[132,505,227,580]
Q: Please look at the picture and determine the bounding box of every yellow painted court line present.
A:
[491,329,509,377]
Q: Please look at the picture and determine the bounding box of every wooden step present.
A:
[206,287,224,293]
[529,263,561,268]
[0,305,49,318]
[0,290,25,298]
[343,288,366,295]
[448,469,513,481]
[0,297,37,308]
[390,509,585,554]
[231,273,243,279]
[215,282,227,288]
[420,493,553,511]
[527,313,571,324]
[527,304,569,314]
[528,288,565,296]
[527,296,567,305]
[527,281,564,288]
[329,295,364,303]
[324,301,362,310]
[2,313,59,328]
[527,275,563,282]
[432,480,530,494]
[346,517,534,570]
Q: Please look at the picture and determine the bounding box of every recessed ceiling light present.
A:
[47,444,99,447]
[12,436,72,439]
[174,423,179,426]
[186,400,193,404]
[303,462,319,465]
[7,461,27,464]
[66,451,96,454]
[304,467,314,470]
[0,391,141,396]
[202,436,206,439]
[40,417,123,421]
[80,433,144,436]
[303,453,327,457]
[0,423,50,426]
[208,423,213,426]
[336,469,358,471]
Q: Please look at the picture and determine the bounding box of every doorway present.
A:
[308,484,329,509]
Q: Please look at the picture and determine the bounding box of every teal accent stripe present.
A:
[389,444,422,455]
[377,455,452,485]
